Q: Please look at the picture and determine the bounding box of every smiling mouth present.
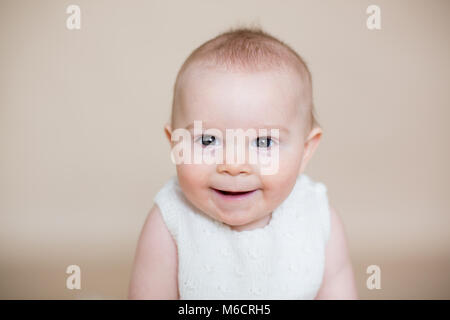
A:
[211,188,258,199]
[214,189,255,195]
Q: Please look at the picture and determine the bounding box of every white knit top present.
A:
[153,173,331,299]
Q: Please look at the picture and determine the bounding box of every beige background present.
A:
[1,0,449,299]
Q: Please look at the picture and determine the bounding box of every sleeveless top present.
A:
[153,173,331,300]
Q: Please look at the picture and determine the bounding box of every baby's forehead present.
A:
[173,64,311,128]
[179,61,308,94]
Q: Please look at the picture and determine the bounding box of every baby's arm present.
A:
[128,205,179,299]
[315,206,358,299]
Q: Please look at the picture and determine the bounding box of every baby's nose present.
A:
[216,137,254,176]
[216,161,252,176]
[217,146,252,176]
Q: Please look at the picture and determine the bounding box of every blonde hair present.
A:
[171,26,319,131]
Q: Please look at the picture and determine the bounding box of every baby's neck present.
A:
[228,212,273,232]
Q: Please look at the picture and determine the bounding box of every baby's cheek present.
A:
[176,164,213,211]
[260,151,302,192]
[176,163,210,188]
[264,145,301,174]
[280,143,303,168]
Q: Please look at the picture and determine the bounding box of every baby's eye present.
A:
[197,134,218,147]
[253,137,273,148]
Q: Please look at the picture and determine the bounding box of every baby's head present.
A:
[164,27,323,231]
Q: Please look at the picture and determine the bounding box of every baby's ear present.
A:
[164,123,173,145]
[299,126,323,174]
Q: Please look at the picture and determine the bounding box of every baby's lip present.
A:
[211,187,258,194]
[210,187,259,199]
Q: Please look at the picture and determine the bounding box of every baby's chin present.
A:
[205,204,271,231]
[214,210,257,227]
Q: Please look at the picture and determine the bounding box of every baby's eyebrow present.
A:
[252,125,290,134]
[184,122,290,134]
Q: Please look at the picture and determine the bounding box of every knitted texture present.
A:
[153,173,331,299]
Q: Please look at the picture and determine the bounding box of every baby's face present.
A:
[168,66,315,230]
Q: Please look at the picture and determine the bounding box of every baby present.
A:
[129,27,357,299]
